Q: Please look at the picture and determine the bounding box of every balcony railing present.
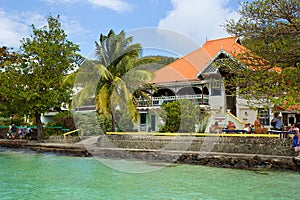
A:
[137,94,209,107]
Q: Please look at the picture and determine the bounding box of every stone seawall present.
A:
[93,135,300,171]
[97,135,295,156]
[0,139,90,157]
[91,148,299,171]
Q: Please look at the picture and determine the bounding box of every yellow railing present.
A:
[106,132,291,138]
[63,129,81,138]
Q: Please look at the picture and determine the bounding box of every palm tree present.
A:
[73,29,157,132]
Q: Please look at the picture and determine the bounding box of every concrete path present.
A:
[76,136,99,146]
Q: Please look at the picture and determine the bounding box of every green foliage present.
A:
[117,110,134,132]
[196,110,211,133]
[0,46,17,68]
[160,100,199,133]
[0,15,80,140]
[135,55,177,72]
[225,0,299,68]
[73,112,111,135]
[52,111,75,130]
[0,117,10,126]
[224,0,300,110]
[43,128,64,138]
[160,101,181,132]
[98,113,112,133]
[0,116,26,126]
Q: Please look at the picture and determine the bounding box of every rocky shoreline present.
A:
[1,137,300,172]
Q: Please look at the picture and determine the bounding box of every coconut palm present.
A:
[73,30,157,132]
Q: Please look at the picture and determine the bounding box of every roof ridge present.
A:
[205,36,238,43]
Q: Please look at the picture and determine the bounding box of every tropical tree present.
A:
[224,0,300,109]
[0,46,17,67]
[73,30,156,132]
[0,46,19,118]
[0,15,80,141]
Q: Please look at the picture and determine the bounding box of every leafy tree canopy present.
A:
[0,15,80,140]
[224,0,300,110]
[0,46,17,67]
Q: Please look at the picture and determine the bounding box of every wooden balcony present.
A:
[137,94,209,107]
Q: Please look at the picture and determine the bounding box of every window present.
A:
[258,108,270,126]
[140,113,146,124]
[211,79,222,96]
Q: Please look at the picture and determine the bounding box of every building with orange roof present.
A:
[135,37,297,132]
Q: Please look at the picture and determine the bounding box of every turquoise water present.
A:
[0,148,299,200]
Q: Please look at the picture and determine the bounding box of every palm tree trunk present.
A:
[111,111,115,132]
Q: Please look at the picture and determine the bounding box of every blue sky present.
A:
[0,0,245,57]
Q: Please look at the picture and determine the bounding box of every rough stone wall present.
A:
[97,135,295,156]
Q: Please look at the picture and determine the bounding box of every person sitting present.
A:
[243,123,252,133]
[209,121,222,133]
[227,121,236,130]
[254,116,262,134]
[289,123,297,132]
[293,128,300,160]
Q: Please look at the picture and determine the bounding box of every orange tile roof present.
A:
[152,36,245,84]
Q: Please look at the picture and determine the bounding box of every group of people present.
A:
[242,114,285,134]
[210,115,281,134]
[209,118,300,160]
[7,124,32,140]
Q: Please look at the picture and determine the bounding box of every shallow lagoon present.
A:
[0,148,298,200]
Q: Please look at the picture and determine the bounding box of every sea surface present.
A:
[0,148,298,200]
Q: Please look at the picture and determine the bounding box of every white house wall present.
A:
[209,95,226,113]
[236,96,274,125]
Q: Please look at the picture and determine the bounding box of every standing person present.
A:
[275,115,283,131]
[11,124,17,139]
[271,114,283,131]
[271,114,278,129]
[293,128,300,160]
[25,126,32,140]
[7,124,12,139]
[18,125,24,139]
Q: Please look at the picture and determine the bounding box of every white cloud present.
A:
[59,16,93,54]
[0,9,89,52]
[42,0,75,4]
[158,0,240,46]
[43,0,132,13]
[60,16,89,36]
[0,10,45,48]
[88,0,132,13]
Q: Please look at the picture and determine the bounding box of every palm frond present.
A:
[72,82,97,107]
[63,73,77,87]
[132,56,161,68]
[96,83,111,115]
[93,64,113,81]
